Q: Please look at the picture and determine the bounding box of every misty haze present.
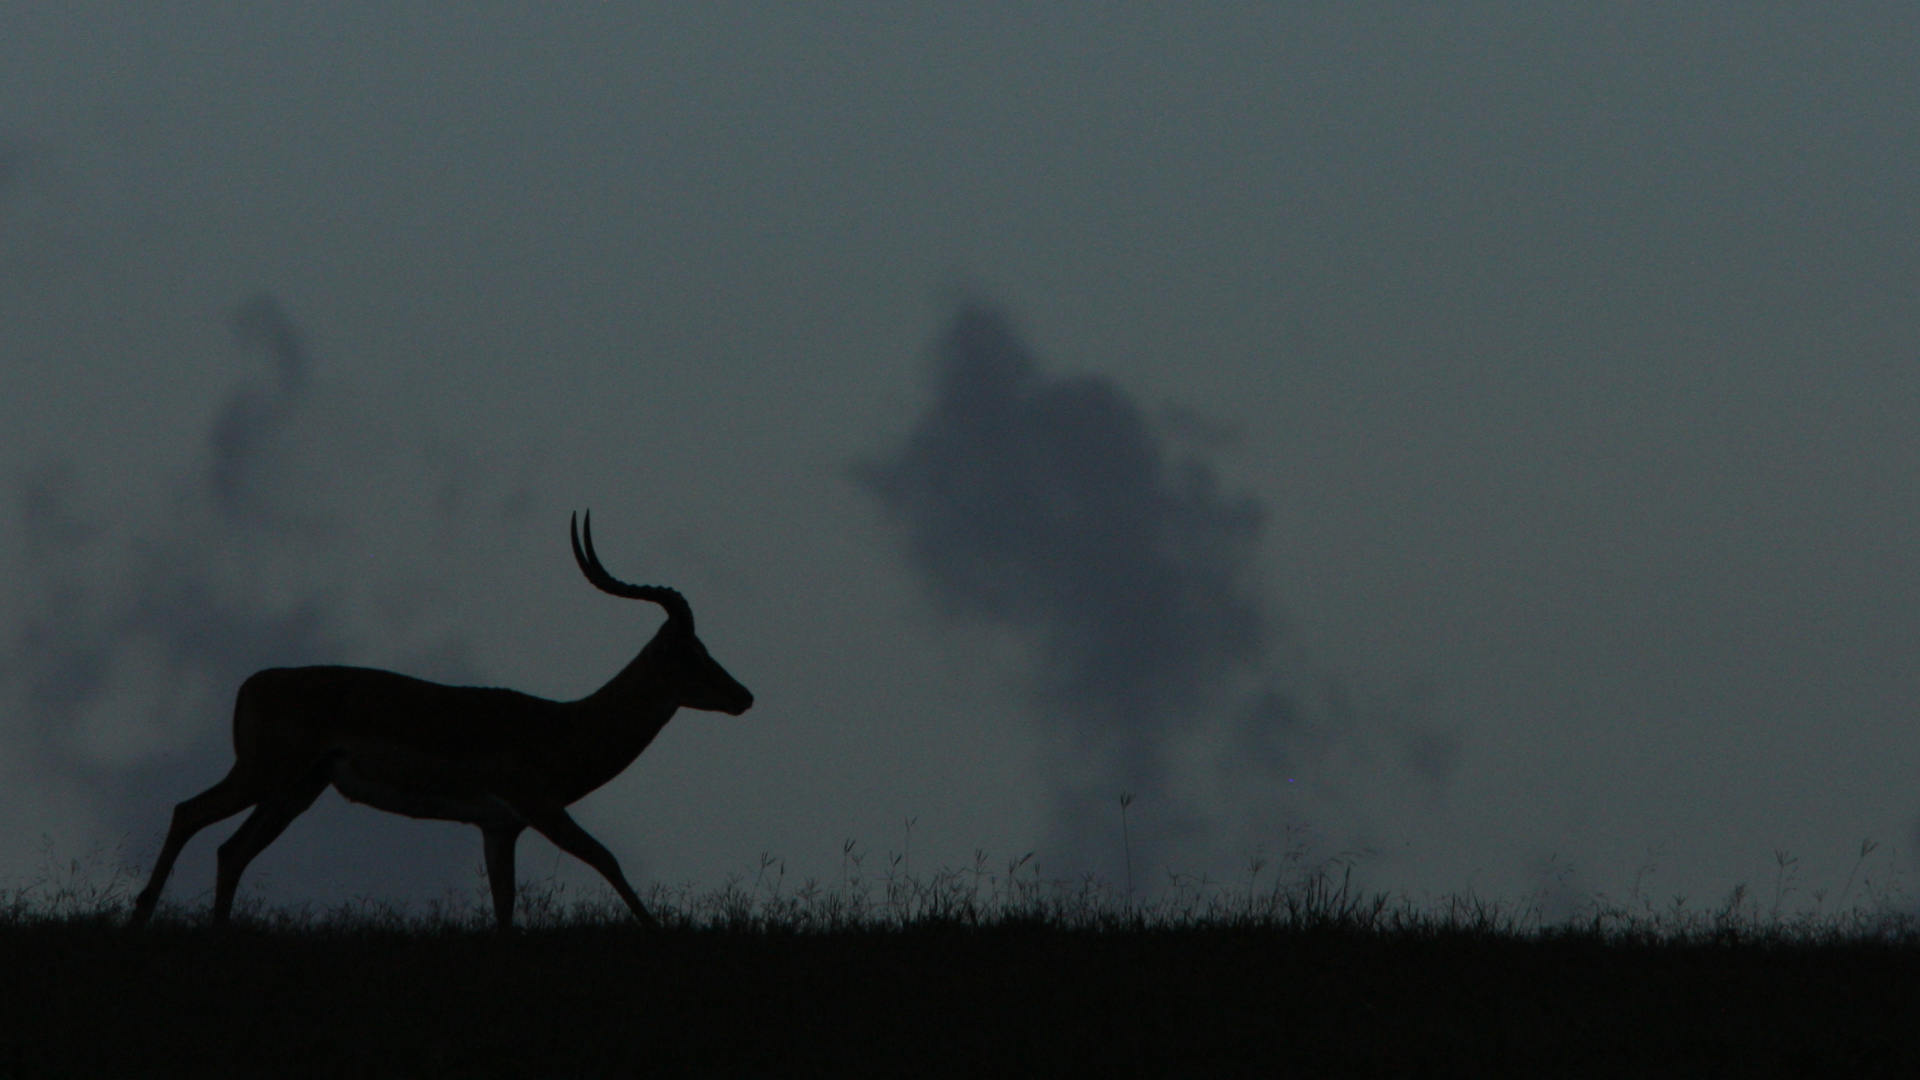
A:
[3,5,1919,925]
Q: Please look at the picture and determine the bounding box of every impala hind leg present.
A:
[518,804,659,929]
[211,772,330,924]
[481,824,526,930]
[130,773,262,927]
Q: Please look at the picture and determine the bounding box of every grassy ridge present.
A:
[4,857,1918,1077]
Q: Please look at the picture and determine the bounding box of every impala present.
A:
[127,512,754,929]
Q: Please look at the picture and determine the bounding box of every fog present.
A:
[3,5,1918,913]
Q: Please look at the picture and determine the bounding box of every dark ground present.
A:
[2,918,1916,1078]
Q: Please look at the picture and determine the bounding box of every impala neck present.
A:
[567,638,681,790]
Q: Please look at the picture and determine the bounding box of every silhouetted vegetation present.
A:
[3,842,1917,1077]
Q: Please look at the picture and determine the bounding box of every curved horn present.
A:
[571,511,694,630]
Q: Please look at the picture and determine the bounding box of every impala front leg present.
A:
[481,824,526,930]
[515,803,659,929]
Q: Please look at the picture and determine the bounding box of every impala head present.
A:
[572,511,755,715]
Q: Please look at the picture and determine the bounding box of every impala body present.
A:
[128,512,753,928]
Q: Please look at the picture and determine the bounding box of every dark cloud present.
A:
[8,465,109,752]
[208,295,312,517]
[1,295,514,905]
[860,303,1457,879]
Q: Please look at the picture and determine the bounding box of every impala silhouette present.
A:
[128,512,754,928]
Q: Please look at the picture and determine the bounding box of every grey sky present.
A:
[3,5,1918,912]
